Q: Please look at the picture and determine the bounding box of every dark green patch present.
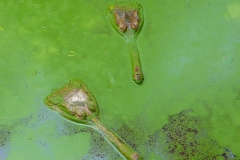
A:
[0,125,11,147]
[82,130,121,160]
[145,110,238,159]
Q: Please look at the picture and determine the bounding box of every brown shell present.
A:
[114,11,127,32]
[114,9,139,32]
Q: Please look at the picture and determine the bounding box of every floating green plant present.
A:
[107,1,144,85]
[45,79,142,160]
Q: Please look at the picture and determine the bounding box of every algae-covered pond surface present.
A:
[1,0,240,159]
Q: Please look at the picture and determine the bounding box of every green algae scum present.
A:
[107,1,144,85]
[45,79,142,160]
[1,0,240,159]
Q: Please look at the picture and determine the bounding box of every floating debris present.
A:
[107,1,144,85]
[45,79,142,160]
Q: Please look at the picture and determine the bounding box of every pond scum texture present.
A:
[47,110,238,159]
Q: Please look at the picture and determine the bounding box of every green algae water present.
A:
[0,0,240,159]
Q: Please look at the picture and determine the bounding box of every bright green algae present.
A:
[0,0,240,159]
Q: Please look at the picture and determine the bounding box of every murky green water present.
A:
[0,0,240,159]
